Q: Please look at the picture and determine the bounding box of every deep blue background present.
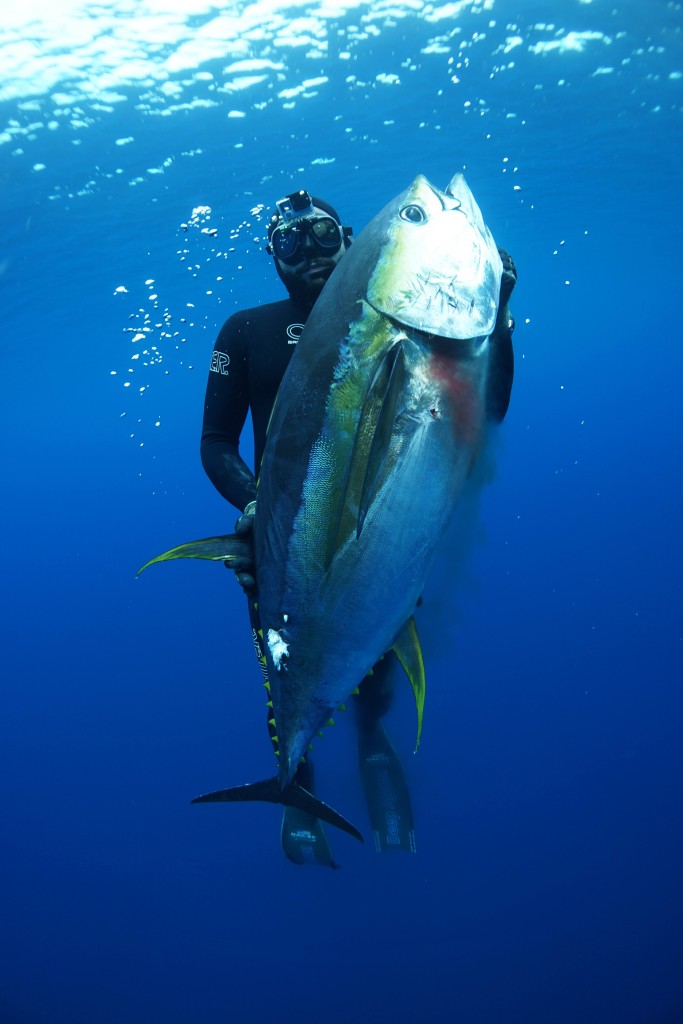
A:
[2,2,682,1022]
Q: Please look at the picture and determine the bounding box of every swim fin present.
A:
[280,805,339,868]
[357,721,416,853]
[280,759,339,868]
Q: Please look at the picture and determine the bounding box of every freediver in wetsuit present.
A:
[200,188,517,865]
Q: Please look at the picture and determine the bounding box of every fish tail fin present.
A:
[191,776,364,843]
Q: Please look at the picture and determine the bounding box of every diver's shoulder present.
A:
[220,297,299,331]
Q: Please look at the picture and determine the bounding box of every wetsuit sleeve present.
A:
[200,313,257,513]
[486,249,517,423]
[498,248,517,309]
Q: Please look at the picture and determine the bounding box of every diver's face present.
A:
[274,205,346,298]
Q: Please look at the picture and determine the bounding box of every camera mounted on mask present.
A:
[276,189,315,224]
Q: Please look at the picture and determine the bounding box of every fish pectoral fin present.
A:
[391,616,426,751]
[324,341,406,570]
[356,341,406,538]
[137,533,251,576]
[191,776,364,844]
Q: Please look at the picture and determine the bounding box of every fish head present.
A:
[366,172,503,339]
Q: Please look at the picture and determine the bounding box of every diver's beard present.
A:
[276,261,333,311]
[287,274,327,309]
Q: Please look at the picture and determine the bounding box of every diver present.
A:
[200,189,418,866]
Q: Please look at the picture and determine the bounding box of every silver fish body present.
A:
[254,172,503,786]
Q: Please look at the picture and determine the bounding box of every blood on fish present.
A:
[429,352,482,443]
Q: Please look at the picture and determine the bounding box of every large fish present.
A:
[140,173,509,842]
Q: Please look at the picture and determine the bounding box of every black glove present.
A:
[227,500,256,596]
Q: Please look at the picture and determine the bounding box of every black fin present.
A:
[191,775,363,843]
[357,722,416,854]
[137,532,251,576]
[281,806,340,868]
[280,758,339,867]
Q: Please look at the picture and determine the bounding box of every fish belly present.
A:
[265,404,481,781]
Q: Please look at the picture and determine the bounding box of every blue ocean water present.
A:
[2,2,682,1021]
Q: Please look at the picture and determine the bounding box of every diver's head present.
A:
[266,189,352,308]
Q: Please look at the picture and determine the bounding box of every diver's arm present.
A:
[486,249,517,423]
[200,314,257,513]
[200,435,257,513]
[498,248,517,309]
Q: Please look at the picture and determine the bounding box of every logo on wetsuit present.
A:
[287,323,304,345]
[210,351,230,375]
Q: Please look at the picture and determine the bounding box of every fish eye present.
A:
[400,204,427,224]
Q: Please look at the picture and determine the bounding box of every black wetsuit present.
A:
[201,298,312,512]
